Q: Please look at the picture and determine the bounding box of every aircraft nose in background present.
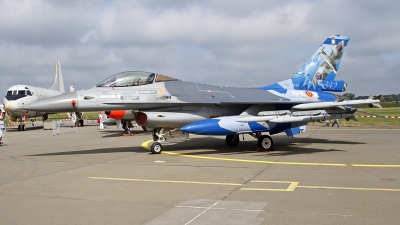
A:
[22,92,79,113]
[4,100,13,110]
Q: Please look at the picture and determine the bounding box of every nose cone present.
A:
[3,99,23,117]
[4,100,13,110]
[23,92,78,113]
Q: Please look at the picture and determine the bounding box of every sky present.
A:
[1,0,399,100]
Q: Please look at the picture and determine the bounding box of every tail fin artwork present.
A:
[50,59,65,93]
[262,35,350,92]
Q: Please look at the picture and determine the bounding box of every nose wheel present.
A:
[150,142,162,154]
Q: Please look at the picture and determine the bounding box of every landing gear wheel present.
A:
[18,125,21,131]
[22,125,26,131]
[225,135,239,147]
[150,142,162,154]
[258,135,273,150]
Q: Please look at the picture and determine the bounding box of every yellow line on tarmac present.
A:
[141,140,152,150]
[142,140,400,168]
[241,188,293,192]
[162,151,348,166]
[242,180,299,192]
[351,164,400,168]
[241,181,400,192]
[88,177,242,186]
[297,185,400,192]
[89,177,400,192]
[250,180,299,191]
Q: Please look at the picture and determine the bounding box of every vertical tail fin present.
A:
[50,59,65,93]
[262,35,350,92]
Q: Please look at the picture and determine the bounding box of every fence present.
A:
[52,120,78,136]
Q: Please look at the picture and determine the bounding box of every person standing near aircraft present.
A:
[323,119,331,127]
[77,112,84,126]
[0,106,5,146]
[332,119,340,127]
[102,112,108,129]
[98,112,104,130]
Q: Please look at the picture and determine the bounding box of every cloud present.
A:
[0,0,399,99]
[80,29,98,44]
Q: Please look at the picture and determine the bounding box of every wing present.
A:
[236,99,381,123]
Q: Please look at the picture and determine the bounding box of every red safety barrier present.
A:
[356,116,399,119]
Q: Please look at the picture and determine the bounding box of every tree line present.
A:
[343,93,400,102]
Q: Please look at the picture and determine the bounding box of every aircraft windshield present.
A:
[95,71,178,87]
[5,88,33,101]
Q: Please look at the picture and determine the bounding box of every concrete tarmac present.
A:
[0,124,400,224]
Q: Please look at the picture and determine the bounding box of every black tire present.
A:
[151,142,162,154]
[22,125,26,131]
[225,135,239,147]
[258,135,273,150]
[18,125,21,131]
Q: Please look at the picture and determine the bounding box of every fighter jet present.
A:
[3,59,65,131]
[23,35,381,153]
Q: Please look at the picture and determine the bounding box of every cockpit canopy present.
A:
[5,87,34,101]
[95,71,179,87]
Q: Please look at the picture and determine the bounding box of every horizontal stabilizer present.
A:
[292,99,380,110]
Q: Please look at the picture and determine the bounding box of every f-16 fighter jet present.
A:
[23,35,381,153]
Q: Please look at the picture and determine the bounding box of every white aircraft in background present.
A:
[3,59,65,131]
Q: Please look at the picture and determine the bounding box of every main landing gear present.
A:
[17,117,26,131]
[149,129,273,154]
[257,135,273,150]
[225,132,274,151]
[225,135,239,147]
[17,124,26,131]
